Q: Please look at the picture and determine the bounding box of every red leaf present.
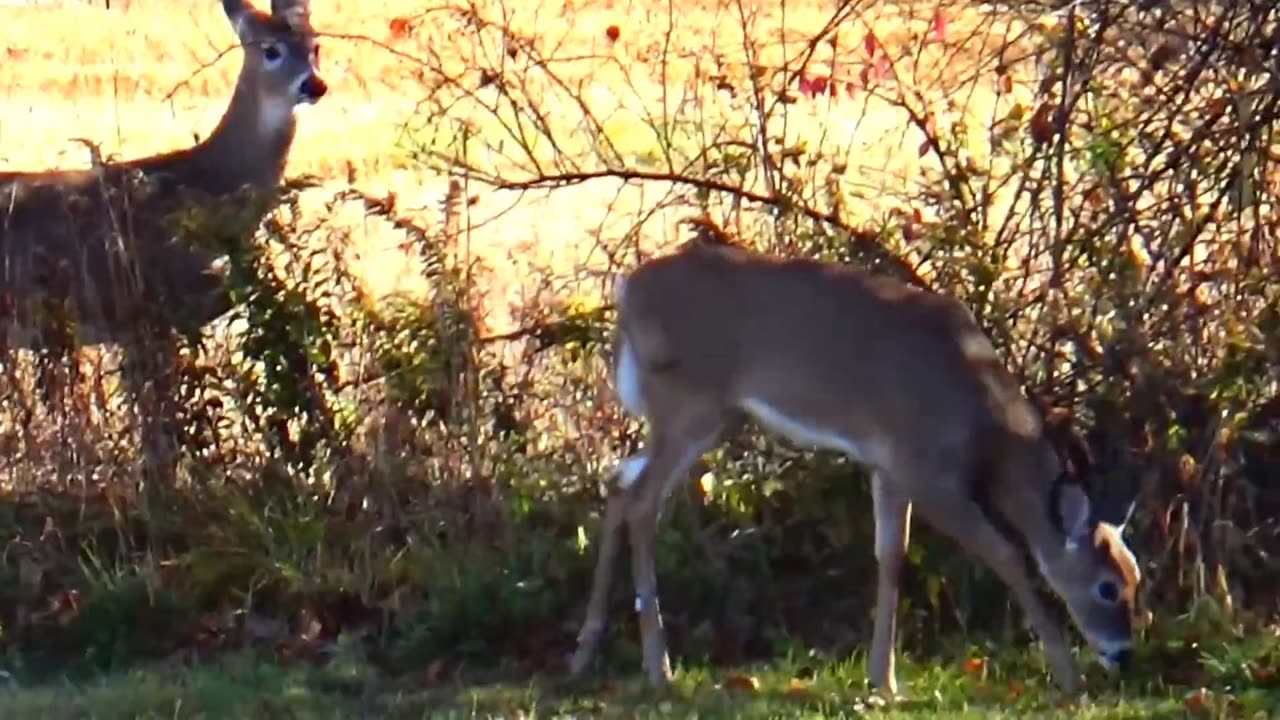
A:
[864,31,878,57]
[799,74,832,98]
[918,138,930,157]
[388,16,411,39]
[605,24,621,43]
[931,9,947,42]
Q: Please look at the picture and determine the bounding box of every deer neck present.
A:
[139,67,298,197]
[994,442,1076,566]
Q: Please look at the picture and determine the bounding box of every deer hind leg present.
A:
[568,461,636,677]
[913,489,1081,694]
[868,471,912,696]
[571,401,723,685]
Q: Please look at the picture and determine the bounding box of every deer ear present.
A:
[222,0,253,39]
[271,0,311,26]
[1115,498,1137,534]
[1055,482,1093,550]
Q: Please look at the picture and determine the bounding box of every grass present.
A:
[0,643,1261,720]
[6,602,1280,719]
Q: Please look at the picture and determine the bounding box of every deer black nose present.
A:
[299,75,327,101]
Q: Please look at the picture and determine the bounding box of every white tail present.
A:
[569,220,1141,697]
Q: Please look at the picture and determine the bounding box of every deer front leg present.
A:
[868,472,912,696]
[915,493,1082,694]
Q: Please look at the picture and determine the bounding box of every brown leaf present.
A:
[1183,687,1211,715]
[605,25,621,43]
[722,674,759,694]
[1029,103,1056,146]
[1149,41,1179,72]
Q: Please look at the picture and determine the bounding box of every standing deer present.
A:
[0,0,326,479]
[569,220,1142,696]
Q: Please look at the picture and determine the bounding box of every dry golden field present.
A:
[0,0,1042,333]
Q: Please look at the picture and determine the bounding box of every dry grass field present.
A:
[0,0,1044,334]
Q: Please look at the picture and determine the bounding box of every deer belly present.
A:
[740,397,886,468]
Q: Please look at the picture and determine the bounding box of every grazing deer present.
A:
[0,0,326,476]
[568,219,1142,696]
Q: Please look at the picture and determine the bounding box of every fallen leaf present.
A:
[1183,687,1211,714]
[784,677,817,702]
[722,674,759,694]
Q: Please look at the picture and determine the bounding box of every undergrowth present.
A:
[1,0,1278,713]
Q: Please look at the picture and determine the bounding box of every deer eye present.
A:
[263,43,284,65]
[1095,580,1120,604]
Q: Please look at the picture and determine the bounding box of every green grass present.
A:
[3,637,1276,720]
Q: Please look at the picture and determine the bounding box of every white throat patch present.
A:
[259,95,296,135]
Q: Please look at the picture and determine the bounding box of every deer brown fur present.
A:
[0,0,326,479]
[569,219,1142,697]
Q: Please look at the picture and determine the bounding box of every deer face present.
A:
[222,0,327,125]
[1039,483,1142,670]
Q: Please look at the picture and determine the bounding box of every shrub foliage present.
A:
[0,0,1277,683]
